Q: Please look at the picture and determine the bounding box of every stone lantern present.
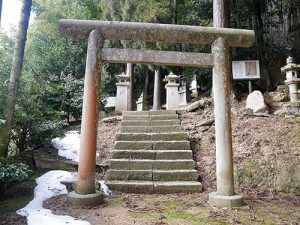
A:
[164,72,180,110]
[115,72,130,113]
[179,80,187,108]
[281,56,300,102]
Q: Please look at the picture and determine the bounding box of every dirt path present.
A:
[44,191,300,225]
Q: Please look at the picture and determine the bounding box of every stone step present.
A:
[116,132,188,141]
[109,159,195,170]
[107,170,152,181]
[114,141,190,150]
[120,126,182,133]
[154,181,202,194]
[107,169,198,181]
[122,110,177,116]
[123,114,178,121]
[106,181,202,194]
[153,170,199,181]
[111,150,193,160]
[121,120,180,126]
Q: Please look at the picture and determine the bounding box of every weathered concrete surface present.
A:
[121,120,180,126]
[106,181,154,194]
[152,141,190,150]
[153,170,198,181]
[107,169,198,181]
[112,150,156,159]
[115,82,129,113]
[107,110,202,194]
[107,170,153,181]
[114,141,153,150]
[67,191,103,206]
[110,159,195,170]
[110,159,153,170]
[120,125,182,133]
[102,48,213,68]
[155,150,192,159]
[149,110,177,115]
[212,37,234,196]
[112,150,192,160]
[154,181,202,194]
[122,111,150,116]
[152,160,195,170]
[123,114,178,120]
[116,132,188,141]
[106,181,202,194]
[59,20,255,48]
[122,110,176,116]
[114,140,190,150]
[209,192,245,208]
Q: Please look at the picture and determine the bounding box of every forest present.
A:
[0,0,299,157]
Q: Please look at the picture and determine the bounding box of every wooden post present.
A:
[248,80,253,94]
[77,30,101,195]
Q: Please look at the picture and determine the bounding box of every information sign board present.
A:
[232,60,260,80]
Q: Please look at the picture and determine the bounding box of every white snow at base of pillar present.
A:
[16,170,90,225]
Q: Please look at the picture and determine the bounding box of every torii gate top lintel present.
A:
[59,19,255,48]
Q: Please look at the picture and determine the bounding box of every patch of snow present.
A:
[97,180,112,196]
[51,131,99,163]
[51,131,80,162]
[17,170,90,225]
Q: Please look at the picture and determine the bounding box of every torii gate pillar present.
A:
[208,37,244,207]
[67,30,103,206]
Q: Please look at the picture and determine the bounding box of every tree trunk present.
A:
[0,0,32,158]
[289,0,300,62]
[126,63,133,110]
[0,0,2,27]
[254,0,271,90]
[213,0,230,27]
[172,0,178,25]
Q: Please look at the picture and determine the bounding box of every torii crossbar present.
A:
[59,19,255,207]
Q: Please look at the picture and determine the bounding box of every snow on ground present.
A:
[17,170,90,225]
[51,131,100,162]
[51,131,81,162]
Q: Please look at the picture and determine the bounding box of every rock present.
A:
[203,156,214,165]
[183,124,195,130]
[276,85,289,93]
[197,119,214,126]
[253,112,270,117]
[243,108,254,116]
[281,102,300,116]
[269,91,289,102]
[246,91,269,113]
[185,99,205,112]
[102,116,122,123]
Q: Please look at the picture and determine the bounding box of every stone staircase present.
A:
[106,110,202,194]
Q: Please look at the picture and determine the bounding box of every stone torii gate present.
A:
[59,20,255,207]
